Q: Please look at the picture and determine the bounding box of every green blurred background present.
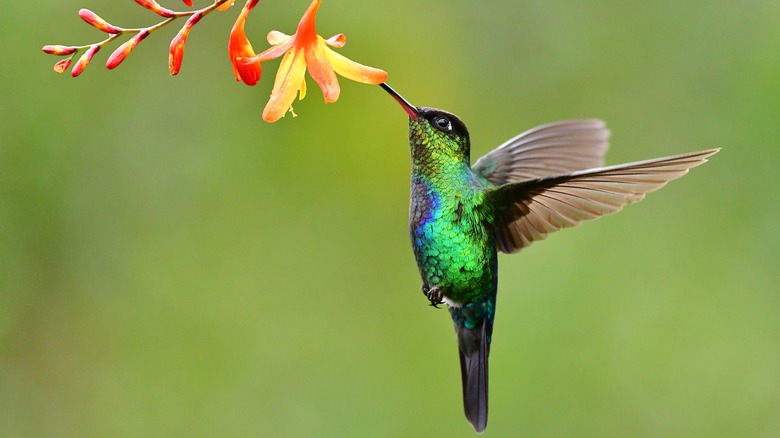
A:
[2,0,779,436]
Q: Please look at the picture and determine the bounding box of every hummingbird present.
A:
[379,83,718,433]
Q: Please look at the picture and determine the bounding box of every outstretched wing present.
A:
[487,149,719,254]
[472,119,610,186]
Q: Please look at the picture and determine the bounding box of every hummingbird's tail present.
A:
[457,318,489,433]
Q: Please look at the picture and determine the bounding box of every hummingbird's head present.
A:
[411,107,471,161]
[380,83,471,162]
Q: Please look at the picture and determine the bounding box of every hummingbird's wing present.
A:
[471,119,610,186]
[487,149,719,254]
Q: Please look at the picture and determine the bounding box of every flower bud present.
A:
[169,34,186,76]
[71,45,101,77]
[217,1,234,11]
[134,0,175,18]
[168,12,204,75]
[106,30,150,70]
[42,45,78,56]
[53,58,73,74]
[181,0,193,6]
[79,9,123,34]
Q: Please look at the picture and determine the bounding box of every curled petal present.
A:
[324,34,346,48]
[71,45,101,77]
[54,58,73,73]
[263,49,307,122]
[267,31,292,46]
[43,45,78,56]
[79,9,123,34]
[323,48,388,84]
[304,43,340,103]
[106,30,149,69]
[134,0,175,17]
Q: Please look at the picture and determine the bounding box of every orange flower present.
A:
[238,0,388,122]
[228,0,262,86]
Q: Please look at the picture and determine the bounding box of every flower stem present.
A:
[56,0,235,60]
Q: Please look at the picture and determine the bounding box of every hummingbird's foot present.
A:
[423,285,445,308]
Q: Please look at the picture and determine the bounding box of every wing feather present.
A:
[488,149,719,253]
[472,119,610,185]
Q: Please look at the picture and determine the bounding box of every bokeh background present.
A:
[2,0,779,436]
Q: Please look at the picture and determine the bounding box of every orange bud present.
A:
[217,1,234,11]
[43,45,78,56]
[134,0,175,17]
[71,45,101,77]
[79,9,123,34]
[169,31,188,76]
[169,13,203,75]
[181,0,193,6]
[54,58,73,74]
[106,30,150,70]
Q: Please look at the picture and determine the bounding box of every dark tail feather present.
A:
[457,319,489,433]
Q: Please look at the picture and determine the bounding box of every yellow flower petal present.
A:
[323,47,388,84]
[271,49,294,90]
[263,48,307,122]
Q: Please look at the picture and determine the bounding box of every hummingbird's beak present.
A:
[380,83,419,119]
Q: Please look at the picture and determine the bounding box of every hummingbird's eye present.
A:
[433,116,452,132]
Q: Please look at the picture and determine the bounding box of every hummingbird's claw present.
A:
[423,285,445,308]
